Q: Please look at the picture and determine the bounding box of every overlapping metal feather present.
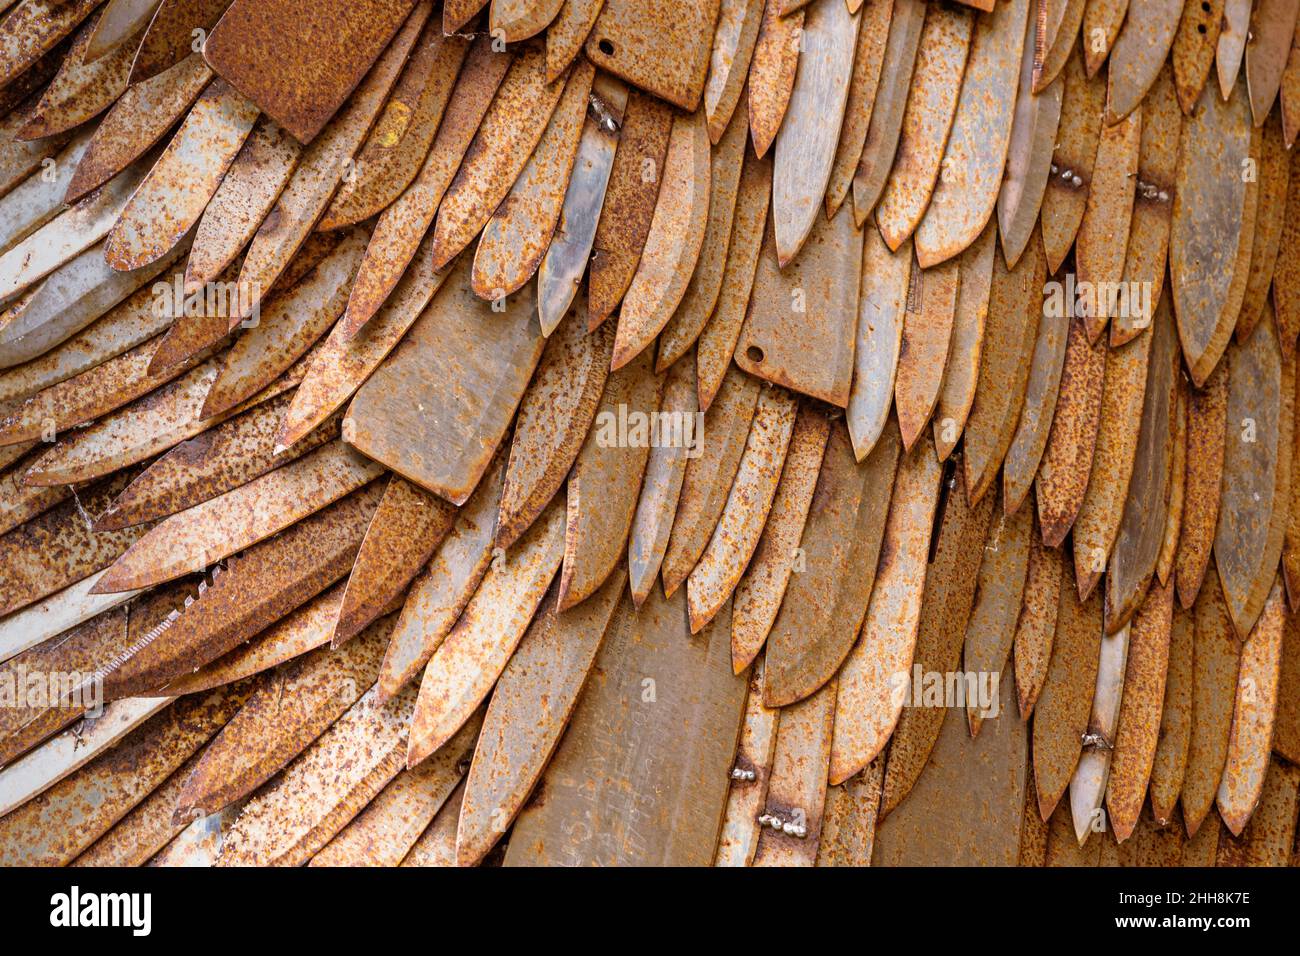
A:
[0,0,1298,867]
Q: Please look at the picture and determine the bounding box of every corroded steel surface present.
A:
[1246,0,1300,124]
[1172,0,1225,113]
[747,0,802,160]
[1075,106,1139,342]
[1082,0,1128,77]
[1013,525,1063,719]
[715,658,780,866]
[704,0,764,146]
[847,230,908,459]
[544,0,604,83]
[1237,115,1288,342]
[129,0,231,83]
[1105,0,1181,123]
[584,0,720,111]
[1148,601,1194,824]
[18,9,136,140]
[1040,47,1104,273]
[893,254,956,452]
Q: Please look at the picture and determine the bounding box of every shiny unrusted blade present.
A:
[874,670,1026,865]
[894,253,957,451]
[506,585,746,866]
[999,8,1063,269]
[335,476,455,646]
[1215,308,1289,638]
[1173,86,1257,385]
[1075,107,1140,342]
[770,0,858,266]
[498,304,611,550]
[587,89,672,330]
[656,103,747,371]
[1067,619,1128,843]
[850,0,925,225]
[1072,324,1153,598]
[17,10,135,141]
[1106,293,1180,632]
[1033,581,1101,819]
[879,463,995,816]
[695,145,771,409]
[1172,0,1225,113]
[828,434,941,784]
[217,683,417,867]
[1217,0,1252,98]
[1181,567,1242,835]
[963,229,1044,504]
[847,231,908,459]
[1157,376,1188,584]
[964,500,1033,735]
[1174,360,1226,608]
[471,60,592,301]
[456,568,624,866]
[376,456,504,703]
[319,26,469,232]
[1216,755,1300,865]
[1035,313,1106,547]
[1040,47,1104,273]
[1149,601,1193,824]
[173,616,393,821]
[94,441,383,594]
[747,0,802,160]
[1013,521,1064,718]
[627,355,694,605]
[1237,115,1289,342]
[560,347,662,609]
[1081,0,1128,77]
[0,570,142,668]
[428,45,565,273]
[64,53,213,204]
[752,677,836,867]
[729,403,829,673]
[704,0,763,145]
[584,0,719,111]
[873,2,973,251]
[104,80,258,273]
[1216,577,1285,835]
[734,203,861,407]
[825,0,890,219]
[915,0,1029,268]
[0,0,98,89]
[0,471,147,617]
[613,108,711,369]
[715,657,779,866]
[0,686,249,865]
[687,385,795,633]
[202,0,420,145]
[1104,0,1181,123]
[1275,612,1300,761]
[344,259,544,505]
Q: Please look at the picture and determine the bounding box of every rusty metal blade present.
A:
[1276,147,1300,357]
[83,0,159,62]
[1032,579,1100,820]
[704,0,764,145]
[828,434,941,784]
[659,364,757,598]
[1283,27,1300,145]
[147,801,243,867]
[129,0,231,84]
[0,97,70,201]
[627,355,694,605]
[1067,616,1128,843]
[1040,47,1104,273]
[1248,0,1300,121]
[1157,375,1188,584]
[455,567,624,866]
[545,0,603,82]
[345,260,543,506]
[17,10,136,140]
[747,0,802,160]
[64,53,213,204]
[1175,360,1226,608]
[915,0,1029,268]
[444,0,488,32]
[752,677,836,866]
[1082,0,1128,77]
[0,570,143,667]
[850,0,925,224]
[1075,107,1140,342]
[202,0,421,145]
[376,455,504,703]
[873,2,972,251]
[687,384,796,633]
[587,88,672,329]
[317,24,470,232]
[695,145,770,409]
[471,59,592,301]
[1237,114,1289,342]
[0,448,69,535]
[1216,755,1300,865]
[428,44,566,273]
[1035,312,1106,547]
[1182,565,1242,835]
[715,656,779,866]
[1035,0,1085,93]
[1018,749,1050,865]
[1274,611,1300,761]
[335,476,455,646]
[174,615,394,821]
[734,203,861,407]
[217,682,417,867]
[0,0,99,89]
[818,758,883,866]
[504,585,746,866]
[894,253,957,451]
[824,0,890,218]
[399,778,464,866]
[491,0,564,41]
[1013,518,1063,718]
[879,462,995,816]
[584,0,719,111]
[0,130,92,255]
[104,80,258,273]
[1172,0,1225,113]
[656,102,747,371]
[613,107,711,369]
[729,402,828,673]
[847,230,909,460]
[1104,0,1181,123]
[1149,600,1193,824]
[963,228,1044,504]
